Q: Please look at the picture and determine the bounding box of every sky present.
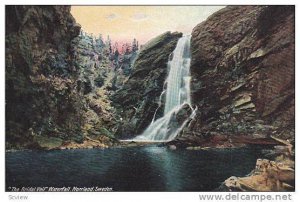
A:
[71,6,224,45]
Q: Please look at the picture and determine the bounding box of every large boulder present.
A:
[217,158,294,191]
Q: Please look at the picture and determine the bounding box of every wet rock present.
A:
[175,104,193,124]
[169,145,177,150]
[186,146,201,150]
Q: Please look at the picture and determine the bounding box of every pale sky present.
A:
[71,6,224,45]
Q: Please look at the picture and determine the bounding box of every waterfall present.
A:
[132,35,195,142]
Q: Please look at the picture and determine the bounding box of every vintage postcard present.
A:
[5,5,295,196]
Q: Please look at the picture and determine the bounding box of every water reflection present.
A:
[143,146,185,191]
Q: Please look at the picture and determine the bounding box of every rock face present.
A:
[180,6,295,146]
[6,6,118,149]
[112,31,182,138]
[6,6,83,149]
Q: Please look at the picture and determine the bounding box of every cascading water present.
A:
[132,35,196,142]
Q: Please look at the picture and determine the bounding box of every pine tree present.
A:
[132,38,138,52]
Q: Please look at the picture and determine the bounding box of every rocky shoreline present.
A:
[217,156,295,191]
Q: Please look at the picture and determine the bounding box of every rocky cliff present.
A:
[112,31,182,138]
[172,6,295,148]
[6,6,83,149]
[5,6,119,150]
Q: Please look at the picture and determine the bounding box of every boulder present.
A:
[218,158,295,191]
[34,136,63,150]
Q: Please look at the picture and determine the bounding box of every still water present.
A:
[6,146,264,191]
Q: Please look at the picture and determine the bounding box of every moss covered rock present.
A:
[34,136,63,150]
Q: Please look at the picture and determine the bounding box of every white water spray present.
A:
[132,35,195,142]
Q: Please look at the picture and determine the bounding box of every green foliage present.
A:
[99,127,114,138]
[71,134,84,144]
